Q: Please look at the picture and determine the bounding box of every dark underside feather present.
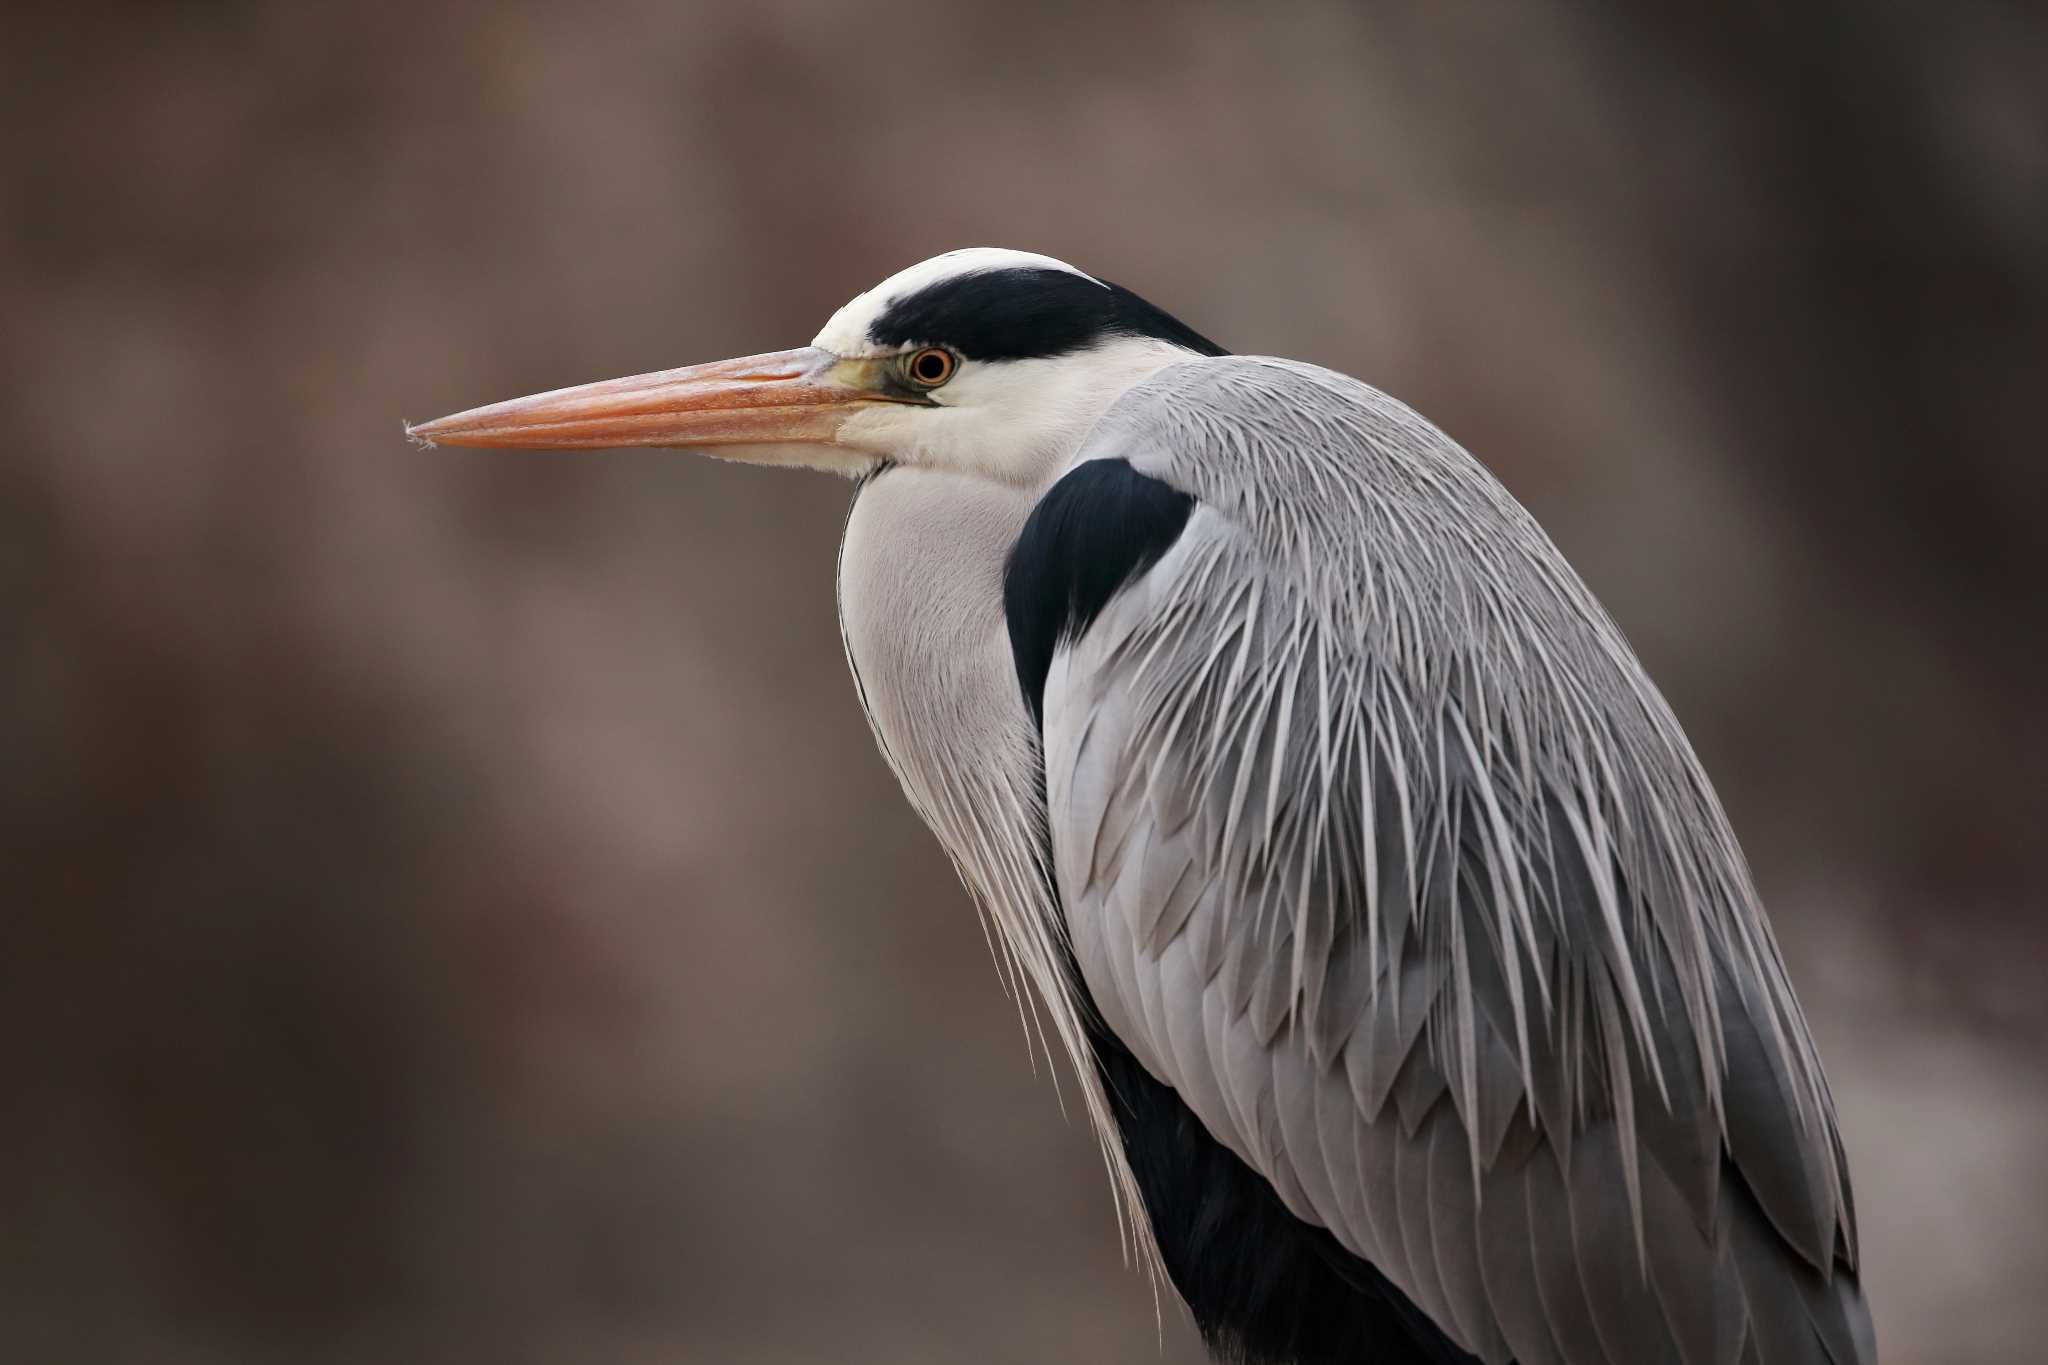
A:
[1083,989,1487,1365]
[1006,460,1484,1365]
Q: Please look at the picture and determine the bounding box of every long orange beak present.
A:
[406,346,882,464]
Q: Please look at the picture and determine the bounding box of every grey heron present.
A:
[411,248,1873,1365]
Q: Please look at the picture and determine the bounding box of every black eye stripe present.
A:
[868,267,1226,362]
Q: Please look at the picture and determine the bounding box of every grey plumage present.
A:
[412,248,1873,1364]
[1037,358,1871,1364]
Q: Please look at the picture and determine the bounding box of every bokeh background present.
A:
[4,3,2043,1362]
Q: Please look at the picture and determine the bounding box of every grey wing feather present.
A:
[1521,1142,1615,1365]
[1475,1124,1567,1365]
[1044,358,1873,1364]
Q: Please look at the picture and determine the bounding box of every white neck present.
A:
[836,463,1159,1266]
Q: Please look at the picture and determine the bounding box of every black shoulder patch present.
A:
[869,267,1227,361]
[1003,458,1196,727]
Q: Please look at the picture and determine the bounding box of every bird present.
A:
[410,248,1874,1365]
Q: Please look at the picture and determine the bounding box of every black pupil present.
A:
[915,351,947,381]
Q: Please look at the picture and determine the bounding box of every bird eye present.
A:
[906,347,956,388]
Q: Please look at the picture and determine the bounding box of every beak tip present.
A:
[405,416,455,449]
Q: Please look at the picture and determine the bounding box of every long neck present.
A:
[835,464,1158,1264]
[837,466,1040,866]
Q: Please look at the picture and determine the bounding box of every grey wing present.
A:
[1043,369,1873,1365]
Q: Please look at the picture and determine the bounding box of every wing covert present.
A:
[1034,358,1874,1365]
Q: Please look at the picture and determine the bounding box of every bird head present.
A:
[408,248,1223,487]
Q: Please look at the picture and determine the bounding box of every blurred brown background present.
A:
[3,3,2043,1362]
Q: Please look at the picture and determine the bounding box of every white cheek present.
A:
[837,403,928,459]
[838,341,1192,487]
[838,401,1015,481]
